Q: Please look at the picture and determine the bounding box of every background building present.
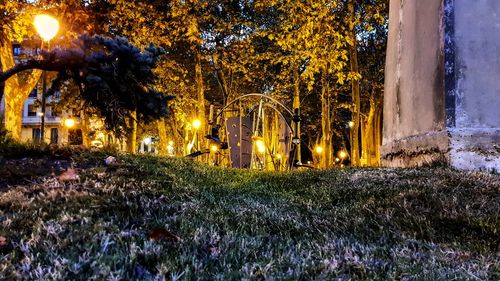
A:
[0,41,82,145]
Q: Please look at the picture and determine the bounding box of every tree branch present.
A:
[0,57,86,83]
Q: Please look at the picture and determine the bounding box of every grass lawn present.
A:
[0,149,499,280]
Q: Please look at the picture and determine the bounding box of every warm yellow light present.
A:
[315,146,324,154]
[34,14,59,41]
[168,140,174,146]
[64,118,75,128]
[339,150,347,159]
[187,143,193,151]
[143,137,152,145]
[192,119,201,130]
[210,145,218,153]
[348,121,354,128]
[335,157,340,162]
[255,139,266,153]
[276,153,282,160]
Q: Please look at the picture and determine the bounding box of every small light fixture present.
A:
[192,119,201,130]
[210,145,218,153]
[255,139,266,154]
[64,118,75,128]
[339,150,347,159]
[315,146,324,154]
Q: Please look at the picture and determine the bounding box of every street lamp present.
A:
[192,119,201,151]
[192,119,201,130]
[254,138,266,154]
[338,150,348,165]
[34,14,59,143]
[34,15,59,41]
[315,146,324,154]
[210,144,218,153]
[64,118,75,128]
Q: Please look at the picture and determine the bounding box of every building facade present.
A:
[1,41,83,145]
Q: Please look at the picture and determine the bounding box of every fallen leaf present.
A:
[208,245,220,258]
[148,228,181,241]
[105,156,117,166]
[58,168,80,182]
[0,236,8,247]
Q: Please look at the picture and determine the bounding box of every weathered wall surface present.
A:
[454,0,500,128]
[383,0,445,145]
[382,0,500,171]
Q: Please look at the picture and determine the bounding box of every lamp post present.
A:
[314,145,324,168]
[338,150,348,167]
[34,14,59,143]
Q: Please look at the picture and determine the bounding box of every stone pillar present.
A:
[382,0,500,171]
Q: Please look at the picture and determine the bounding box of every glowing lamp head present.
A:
[210,145,218,153]
[339,150,347,159]
[255,139,266,154]
[276,153,282,160]
[168,140,174,146]
[315,146,324,154]
[143,137,152,145]
[64,118,75,128]
[192,119,201,130]
[34,14,59,41]
[348,121,354,128]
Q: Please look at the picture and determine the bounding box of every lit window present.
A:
[13,46,21,56]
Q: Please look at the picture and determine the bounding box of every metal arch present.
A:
[215,93,294,120]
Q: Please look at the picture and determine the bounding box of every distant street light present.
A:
[315,146,324,154]
[34,14,59,143]
[254,138,266,154]
[64,118,75,128]
[210,145,218,153]
[192,119,201,130]
[348,121,354,128]
[339,150,347,160]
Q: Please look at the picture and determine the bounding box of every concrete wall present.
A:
[382,0,500,171]
[454,0,500,128]
[383,0,445,144]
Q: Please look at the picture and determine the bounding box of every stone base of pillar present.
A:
[381,129,500,172]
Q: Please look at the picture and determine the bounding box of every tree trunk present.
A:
[81,112,90,147]
[374,104,382,166]
[157,118,168,155]
[348,0,361,166]
[126,111,137,153]
[362,94,383,167]
[195,50,206,135]
[1,36,42,141]
[320,68,332,169]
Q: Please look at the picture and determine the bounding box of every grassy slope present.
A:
[0,151,499,280]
